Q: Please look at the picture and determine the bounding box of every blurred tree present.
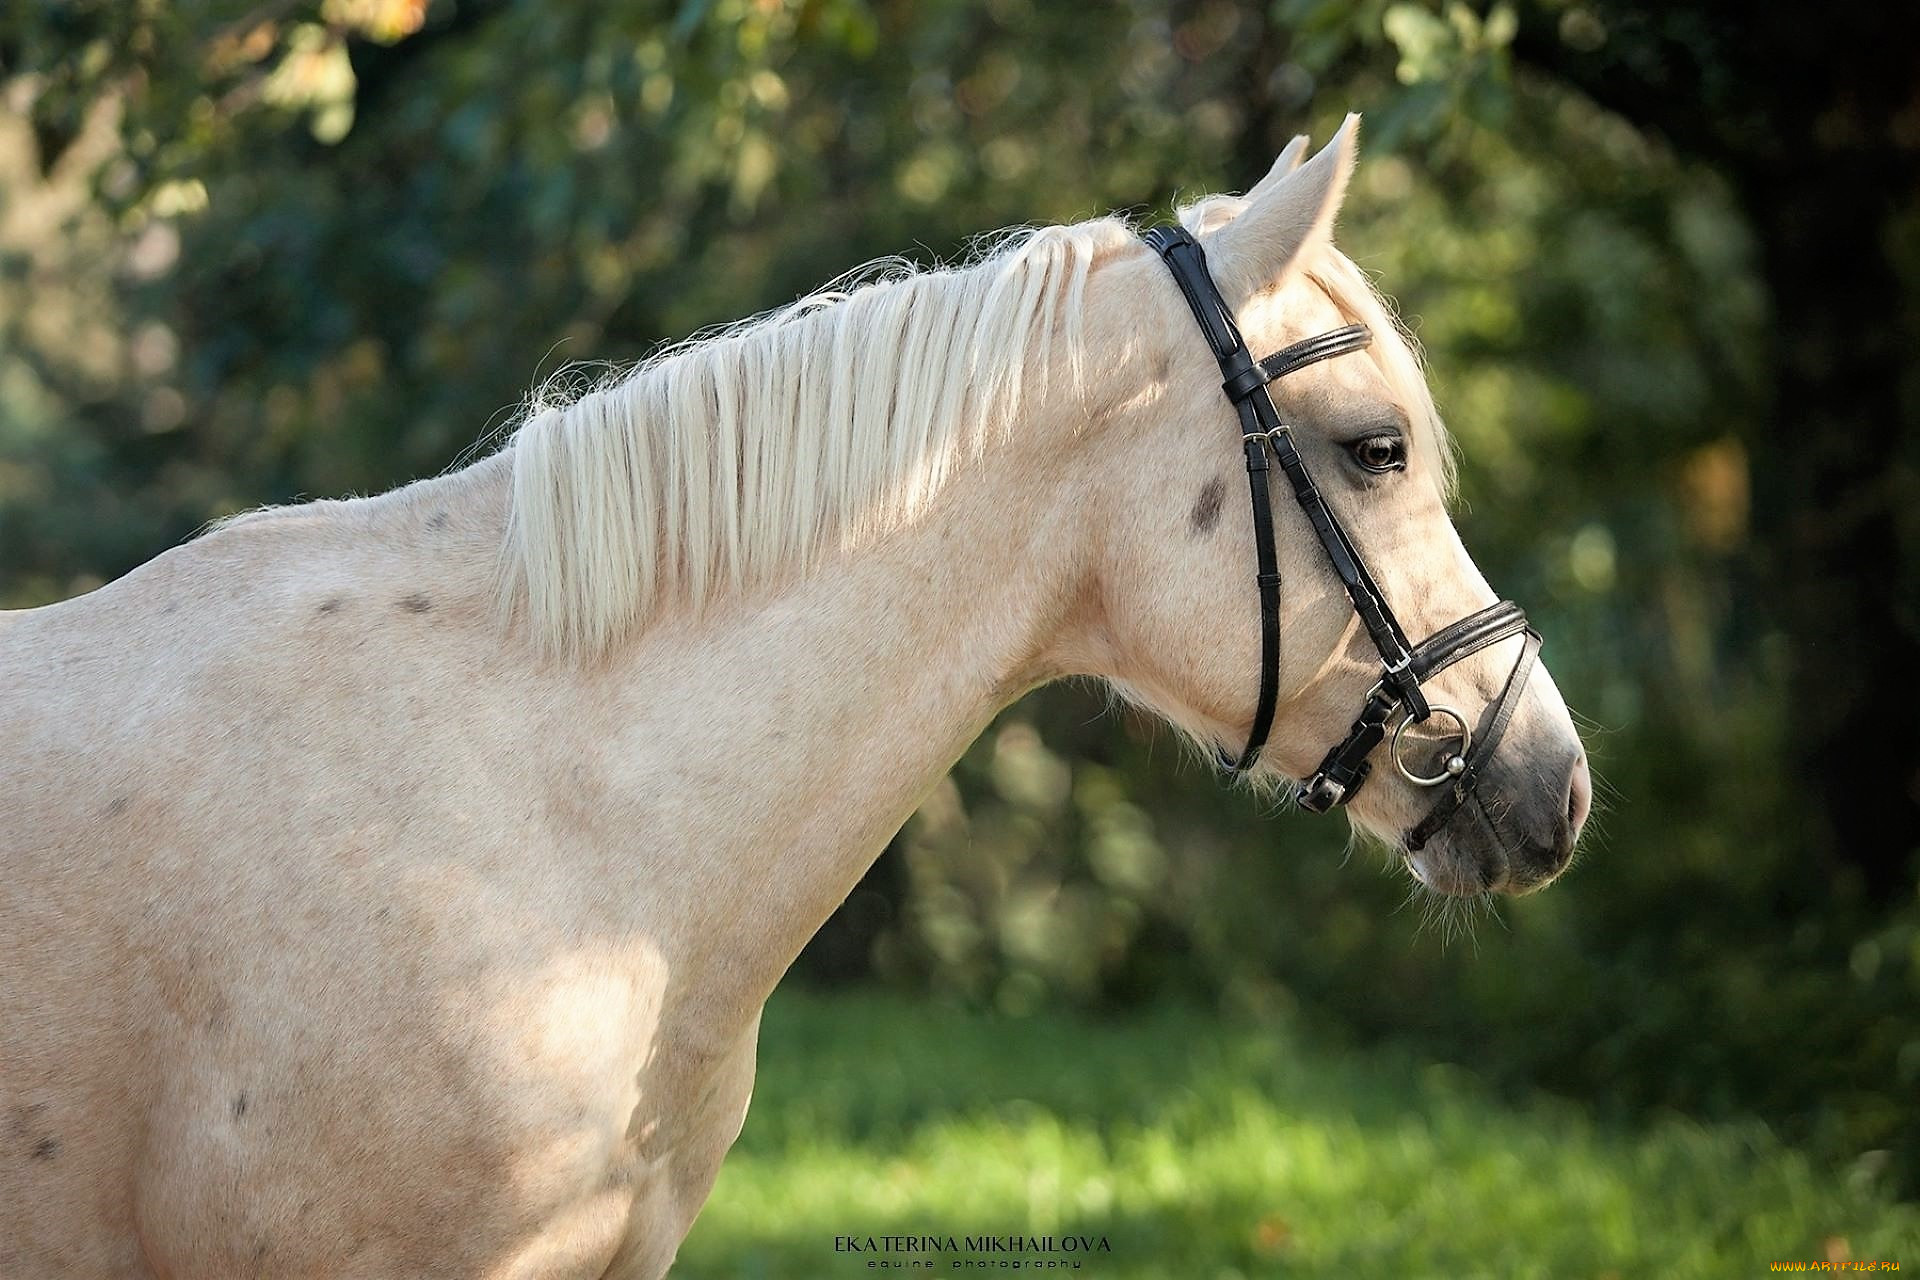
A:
[1505,0,1920,899]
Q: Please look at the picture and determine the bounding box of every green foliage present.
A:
[2,0,1301,596]
[677,988,1920,1276]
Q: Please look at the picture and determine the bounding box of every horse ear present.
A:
[1205,114,1359,304]
[1243,133,1311,201]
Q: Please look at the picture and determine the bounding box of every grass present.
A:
[674,987,1919,1279]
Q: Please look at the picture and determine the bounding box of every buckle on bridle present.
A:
[1241,433,1271,472]
[1375,656,1426,717]
[1299,774,1349,811]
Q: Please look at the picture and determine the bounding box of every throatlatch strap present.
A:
[1145,225,1284,771]
[1236,434,1284,770]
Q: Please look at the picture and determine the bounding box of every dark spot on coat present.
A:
[317,597,346,615]
[104,795,130,818]
[398,593,432,614]
[232,1093,249,1119]
[424,511,450,531]
[9,1103,45,1143]
[29,1136,58,1162]
[1190,475,1227,534]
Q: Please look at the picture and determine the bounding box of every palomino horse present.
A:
[0,118,1589,1277]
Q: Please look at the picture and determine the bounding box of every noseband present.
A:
[1144,225,1540,850]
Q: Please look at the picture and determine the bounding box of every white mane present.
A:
[498,218,1132,657]
[496,201,1449,660]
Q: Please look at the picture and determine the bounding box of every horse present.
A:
[0,117,1590,1278]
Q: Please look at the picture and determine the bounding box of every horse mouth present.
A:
[1403,843,1509,897]
[1406,831,1579,898]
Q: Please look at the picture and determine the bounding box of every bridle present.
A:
[1144,225,1541,851]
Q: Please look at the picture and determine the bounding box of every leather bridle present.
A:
[1144,225,1540,851]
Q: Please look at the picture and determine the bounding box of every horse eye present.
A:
[1349,434,1406,474]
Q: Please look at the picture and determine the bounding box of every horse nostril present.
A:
[1566,753,1593,835]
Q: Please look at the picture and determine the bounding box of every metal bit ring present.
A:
[1391,705,1472,787]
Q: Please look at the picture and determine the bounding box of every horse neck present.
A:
[475,417,1095,1019]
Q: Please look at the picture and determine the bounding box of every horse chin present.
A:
[1403,837,1510,898]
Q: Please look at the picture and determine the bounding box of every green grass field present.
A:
[674,988,1918,1279]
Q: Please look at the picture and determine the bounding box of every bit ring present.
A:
[1391,705,1472,787]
